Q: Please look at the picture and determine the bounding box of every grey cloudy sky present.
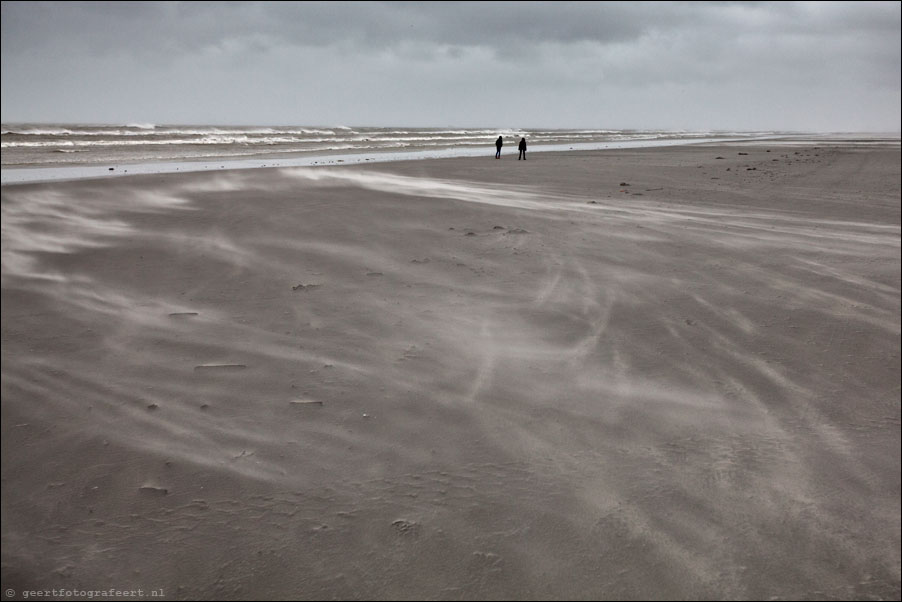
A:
[2,1,900,130]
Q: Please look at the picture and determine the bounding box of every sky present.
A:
[1,1,900,131]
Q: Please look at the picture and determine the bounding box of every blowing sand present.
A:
[2,143,900,600]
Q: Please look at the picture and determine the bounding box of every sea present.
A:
[0,123,840,184]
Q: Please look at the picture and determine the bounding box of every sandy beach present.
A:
[2,143,900,600]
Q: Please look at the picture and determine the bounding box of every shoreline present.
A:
[3,142,899,599]
[7,133,898,186]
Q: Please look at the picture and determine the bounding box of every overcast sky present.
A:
[2,1,900,131]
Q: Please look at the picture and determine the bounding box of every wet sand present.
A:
[2,143,900,600]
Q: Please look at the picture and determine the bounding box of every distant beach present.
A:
[5,124,899,185]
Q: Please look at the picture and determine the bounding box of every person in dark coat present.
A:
[495,135,503,159]
[518,136,527,160]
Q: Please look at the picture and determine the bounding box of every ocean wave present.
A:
[2,127,78,136]
[2,133,518,149]
[1,126,344,137]
[1,135,348,148]
[1,125,784,171]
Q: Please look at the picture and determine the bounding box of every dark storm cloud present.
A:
[2,1,899,130]
[0,2,677,54]
[4,2,897,54]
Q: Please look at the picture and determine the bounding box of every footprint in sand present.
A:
[139,484,169,496]
[392,519,420,537]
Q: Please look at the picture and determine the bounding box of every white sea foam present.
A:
[2,135,347,148]
[1,126,344,137]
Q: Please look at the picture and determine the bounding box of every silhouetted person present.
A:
[518,137,527,160]
[495,136,503,159]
